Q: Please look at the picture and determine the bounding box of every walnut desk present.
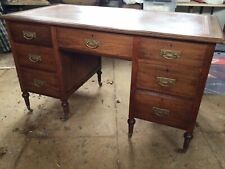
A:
[2,4,224,152]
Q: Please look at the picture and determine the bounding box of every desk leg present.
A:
[128,118,136,137]
[200,7,204,14]
[61,100,69,121]
[22,92,32,112]
[97,70,102,87]
[119,0,123,7]
[210,7,214,15]
[178,132,193,153]
[97,57,102,87]
[188,6,193,13]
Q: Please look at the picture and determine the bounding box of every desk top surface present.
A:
[2,4,224,43]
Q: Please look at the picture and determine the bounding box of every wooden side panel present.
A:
[5,21,27,92]
[128,37,140,119]
[60,50,101,96]
[187,44,216,132]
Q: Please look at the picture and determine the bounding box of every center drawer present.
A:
[134,90,193,130]
[136,61,200,98]
[57,27,133,60]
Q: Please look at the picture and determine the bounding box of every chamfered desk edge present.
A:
[1,4,224,43]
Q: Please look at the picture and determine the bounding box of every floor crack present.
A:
[112,59,121,169]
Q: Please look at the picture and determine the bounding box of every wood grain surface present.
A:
[8,22,52,47]
[57,27,133,60]
[14,43,56,72]
[2,4,224,43]
[134,90,193,130]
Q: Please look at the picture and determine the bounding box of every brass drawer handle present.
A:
[156,77,176,87]
[152,107,170,117]
[84,38,100,49]
[160,49,181,59]
[22,31,36,40]
[33,79,45,88]
[28,54,42,63]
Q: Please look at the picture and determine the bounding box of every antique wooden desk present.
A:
[2,4,224,152]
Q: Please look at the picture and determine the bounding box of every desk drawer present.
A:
[9,22,52,47]
[136,61,200,98]
[57,27,133,60]
[15,44,56,72]
[21,68,60,98]
[134,90,193,130]
[139,37,208,68]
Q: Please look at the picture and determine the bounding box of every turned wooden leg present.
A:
[22,92,32,112]
[61,100,70,121]
[178,132,193,153]
[127,118,136,138]
[97,69,102,87]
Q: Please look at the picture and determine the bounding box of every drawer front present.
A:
[139,37,209,68]
[15,44,56,72]
[136,61,200,98]
[9,22,52,47]
[21,68,60,98]
[134,90,193,130]
[57,27,133,60]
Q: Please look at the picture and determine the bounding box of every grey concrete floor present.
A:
[0,54,225,169]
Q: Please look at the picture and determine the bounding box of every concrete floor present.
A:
[0,54,225,169]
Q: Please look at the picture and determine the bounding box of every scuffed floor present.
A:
[0,55,225,169]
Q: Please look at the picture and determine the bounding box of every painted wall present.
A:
[214,9,225,29]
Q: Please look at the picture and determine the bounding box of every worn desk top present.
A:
[2,4,224,43]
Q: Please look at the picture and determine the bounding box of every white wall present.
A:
[214,9,225,29]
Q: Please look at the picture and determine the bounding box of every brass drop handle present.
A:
[152,107,170,117]
[160,49,181,59]
[28,54,42,63]
[22,31,36,40]
[33,79,45,88]
[156,77,176,87]
[84,38,100,49]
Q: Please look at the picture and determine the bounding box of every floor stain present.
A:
[0,147,7,159]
